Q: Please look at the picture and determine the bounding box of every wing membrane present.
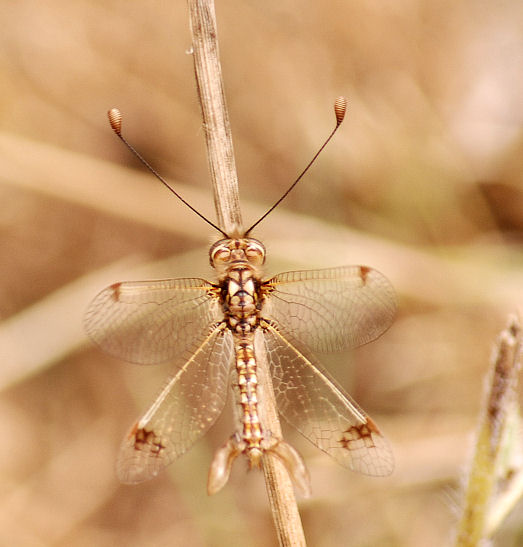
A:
[261,320,393,476]
[84,278,220,364]
[263,266,396,352]
[117,324,234,483]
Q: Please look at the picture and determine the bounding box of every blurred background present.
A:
[1,1,522,545]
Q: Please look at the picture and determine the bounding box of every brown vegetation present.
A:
[1,2,522,545]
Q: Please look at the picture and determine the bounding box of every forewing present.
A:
[84,277,220,364]
[263,266,396,352]
[117,324,234,484]
[262,320,393,476]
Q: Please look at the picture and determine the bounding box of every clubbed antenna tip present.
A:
[105,107,228,238]
[244,96,347,235]
[334,97,348,126]
[108,108,122,135]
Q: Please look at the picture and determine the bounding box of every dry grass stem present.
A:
[454,315,523,546]
[187,1,305,544]
[188,0,243,235]
[256,342,307,547]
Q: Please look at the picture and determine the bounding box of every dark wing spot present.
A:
[110,282,122,302]
[359,266,371,285]
[339,417,381,450]
[129,425,166,458]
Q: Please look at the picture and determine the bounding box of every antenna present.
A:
[244,97,348,236]
[107,108,229,238]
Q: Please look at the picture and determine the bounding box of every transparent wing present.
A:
[261,320,393,476]
[84,278,221,364]
[117,324,234,484]
[263,266,396,353]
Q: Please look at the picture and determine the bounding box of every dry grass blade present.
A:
[2,130,521,312]
[0,419,118,545]
[0,257,143,390]
[454,315,523,546]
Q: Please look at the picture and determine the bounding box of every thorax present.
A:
[209,237,266,335]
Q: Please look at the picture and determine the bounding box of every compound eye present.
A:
[212,246,231,265]
[245,243,265,265]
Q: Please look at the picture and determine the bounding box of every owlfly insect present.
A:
[84,98,396,495]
